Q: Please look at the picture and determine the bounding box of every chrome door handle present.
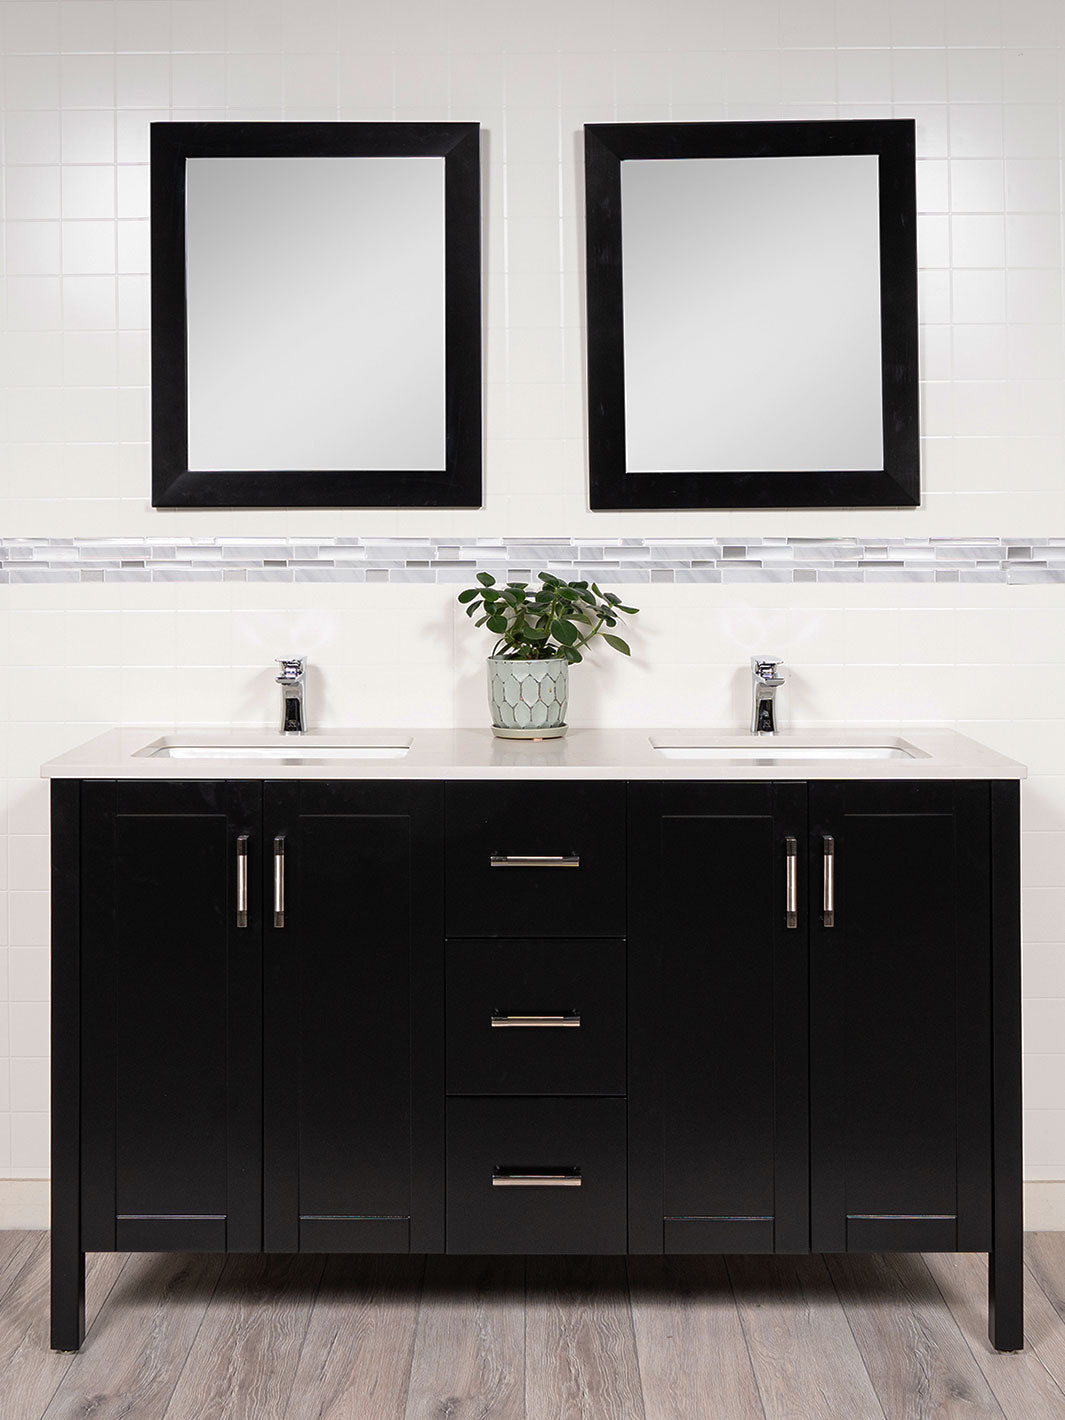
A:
[489,853,580,869]
[490,1014,581,1028]
[273,835,285,928]
[492,1170,582,1187]
[236,835,249,928]
[785,836,798,929]
[822,835,835,927]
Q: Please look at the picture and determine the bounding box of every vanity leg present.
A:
[988,781,1023,1353]
[50,1242,85,1353]
[989,1243,1023,1353]
[50,779,85,1351]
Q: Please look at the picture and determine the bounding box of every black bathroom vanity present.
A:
[44,727,1024,1353]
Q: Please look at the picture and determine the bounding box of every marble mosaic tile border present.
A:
[1,537,1064,584]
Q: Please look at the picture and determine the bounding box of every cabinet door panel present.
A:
[809,781,991,1253]
[628,782,808,1255]
[80,780,262,1253]
[263,781,443,1254]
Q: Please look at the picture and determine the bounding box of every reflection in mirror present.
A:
[151,122,481,509]
[585,120,919,510]
[185,156,446,474]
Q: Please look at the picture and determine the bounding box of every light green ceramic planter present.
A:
[487,656,568,738]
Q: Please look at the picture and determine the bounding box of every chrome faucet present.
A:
[276,657,307,734]
[751,657,784,734]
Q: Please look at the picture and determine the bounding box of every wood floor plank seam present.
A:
[521,1254,528,1420]
[819,1255,891,1420]
[1020,1251,1065,1398]
[396,1254,427,1420]
[145,1250,227,1420]
[274,1256,328,1420]
[620,1261,648,1420]
[720,1256,770,1420]
[0,1233,46,1310]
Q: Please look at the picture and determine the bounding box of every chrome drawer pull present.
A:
[489,853,580,869]
[273,835,285,928]
[490,1014,581,1029]
[822,835,836,927]
[785,836,798,929]
[236,835,249,929]
[492,1170,582,1187]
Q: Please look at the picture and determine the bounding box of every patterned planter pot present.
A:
[487,656,569,739]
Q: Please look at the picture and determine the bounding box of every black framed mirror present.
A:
[584,119,919,510]
[151,121,482,508]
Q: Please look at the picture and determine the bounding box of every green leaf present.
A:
[466,602,481,618]
[499,589,520,607]
[604,592,621,605]
[481,587,500,602]
[523,624,549,640]
[561,645,583,664]
[457,588,480,603]
[618,605,639,615]
[538,571,560,586]
[603,634,631,655]
[486,614,508,634]
[476,571,496,587]
[506,582,528,590]
[550,618,578,646]
[475,614,490,627]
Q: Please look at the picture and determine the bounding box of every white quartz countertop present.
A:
[40,727,1027,780]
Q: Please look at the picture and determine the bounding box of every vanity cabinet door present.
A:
[79,780,263,1253]
[627,782,809,1254]
[263,781,444,1254]
[809,781,992,1254]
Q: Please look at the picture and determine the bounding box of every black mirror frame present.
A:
[584,118,919,510]
[151,121,482,509]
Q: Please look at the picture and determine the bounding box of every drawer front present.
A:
[446,1097,627,1254]
[446,939,626,1095]
[445,783,626,937]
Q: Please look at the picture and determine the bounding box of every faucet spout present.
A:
[276,657,307,734]
[751,657,784,735]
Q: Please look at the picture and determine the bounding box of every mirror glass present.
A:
[185,156,446,473]
[621,155,883,474]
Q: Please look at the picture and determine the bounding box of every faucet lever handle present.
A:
[752,656,784,683]
[276,656,305,683]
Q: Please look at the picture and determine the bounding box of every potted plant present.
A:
[457,571,639,738]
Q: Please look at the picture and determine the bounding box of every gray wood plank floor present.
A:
[2,1234,1065,1420]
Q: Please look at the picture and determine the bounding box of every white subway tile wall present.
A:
[0,0,1064,1180]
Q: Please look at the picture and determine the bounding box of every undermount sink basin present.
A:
[651,741,918,762]
[144,741,411,762]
